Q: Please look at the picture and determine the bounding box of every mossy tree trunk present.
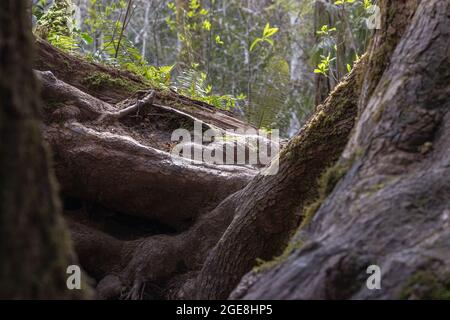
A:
[0,0,90,299]
[192,54,367,300]
[234,0,450,300]
[195,0,450,300]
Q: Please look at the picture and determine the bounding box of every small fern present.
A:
[174,67,244,110]
[248,56,290,129]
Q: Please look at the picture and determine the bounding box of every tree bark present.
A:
[34,37,365,300]
[33,63,258,298]
[193,55,367,299]
[37,70,257,230]
[25,0,449,301]
[0,0,90,299]
[236,0,450,300]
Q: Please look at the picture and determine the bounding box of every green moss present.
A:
[300,163,349,229]
[254,162,351,273]
[300,201,322,228]
[253,240,304,273]
[63,59,71,70]
[83,72,140,92]
[318,163,348,197]
[373,102,386,123]
[360,176,399,199]
[280,60,363,162]
[400,271,450,300]
[364,183,386,198]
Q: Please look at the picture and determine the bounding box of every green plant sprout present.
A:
[314,53,335,76]
[250,23,279,52]
[334,0,356,6]
[316,25,337,36]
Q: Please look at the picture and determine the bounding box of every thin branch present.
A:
[115,0,134,59]
[97,90,155,123]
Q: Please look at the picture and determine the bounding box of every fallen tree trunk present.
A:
[34,37,151,104]
[34,38,255,131]
[235,0,450,300]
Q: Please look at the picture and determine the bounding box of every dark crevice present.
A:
[63,196,178,241]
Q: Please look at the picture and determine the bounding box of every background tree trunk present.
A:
[313,0,333,106]
[0,0,90,299]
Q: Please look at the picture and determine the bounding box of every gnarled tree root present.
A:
[38,69,260,299]
[38,70,257,230]
[38,52,366,299]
